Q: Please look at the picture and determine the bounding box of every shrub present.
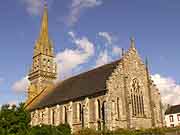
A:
[56,123,71,135]
[73,128,100,135]
[28,124,71,135]
[28,125,51,135]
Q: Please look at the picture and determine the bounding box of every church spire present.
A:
[34,1,54,57]
[27,0,57,102]
[39,0,49,42]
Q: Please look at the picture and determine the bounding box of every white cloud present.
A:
[151,74,180,105]
[98,32,113,45]
[21,0,43,16]
[12,77,29,93]
[56,32,95,79]
[95,50,111,67]
[112,46,122,57]
[67,0,102,26]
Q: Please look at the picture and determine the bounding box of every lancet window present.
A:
[131,78,144,117]
[52,109,56,125]
[64,106,67,123]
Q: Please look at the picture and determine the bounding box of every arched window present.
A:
[134,95,137,116]
[117,98,120,119]
[78,103,84,128]
[42,112,45,123]
[79,103,82,121]
[97,99,101,119]
[131,94,134,116]
[81,105,84,128]
[141,96,144,115]
[64,106,67,123]
[137,95,140,114]
[97,99,102,130]
[52,109,56,125]
[139,95,142,114]
[102,101,106,130]
[131,78,144,117]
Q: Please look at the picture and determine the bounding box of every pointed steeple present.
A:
[34,1,54,57]
[28,0,57,102]
[39,0,49,42]
[130,37,136,49]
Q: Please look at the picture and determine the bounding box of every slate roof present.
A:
[29,59,121,111]
[165,104,180,115]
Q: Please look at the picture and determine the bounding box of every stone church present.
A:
[25,3,163,132]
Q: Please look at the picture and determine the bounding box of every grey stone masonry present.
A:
[29,43,163,132]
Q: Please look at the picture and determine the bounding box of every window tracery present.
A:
[131,78,144,117]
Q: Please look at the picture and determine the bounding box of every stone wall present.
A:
[106,47,156,129]
[30,94,107,132]
[30,46,163,132]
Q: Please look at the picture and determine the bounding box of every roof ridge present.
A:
[28,58,122,110]
[172,104,180,107]
[56,58,122,85]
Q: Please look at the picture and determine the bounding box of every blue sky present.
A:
[0,0,180,106]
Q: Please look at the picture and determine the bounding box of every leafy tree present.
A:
[0,103,30,135]
[0,102,72,135]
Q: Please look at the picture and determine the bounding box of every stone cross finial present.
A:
[44,0,48,8]
[122,48,125,57]
[130,37,135,48]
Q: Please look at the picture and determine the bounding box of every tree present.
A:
[0,103,30,135]
[0,103,72,135]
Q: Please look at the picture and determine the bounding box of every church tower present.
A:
[27,2,57,101]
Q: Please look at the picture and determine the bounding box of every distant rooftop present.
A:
[165,104,180,115]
